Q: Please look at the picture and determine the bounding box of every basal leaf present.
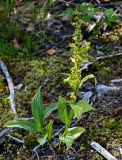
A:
[67,127,85,139]
[44,103,57,120]
[37,135,47,145]
[46,120,53,142]
[4,120,39,132]
[31,88,44,131]
[58,96,69,127]
[59,127,85,149]
[59,133,74,149]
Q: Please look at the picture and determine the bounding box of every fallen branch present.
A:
[7,134,24,144]
[90,141,118,160]
[0,59,16,113]
[0,128,14,145]
[111,79,122,83]
[81,53,122,71]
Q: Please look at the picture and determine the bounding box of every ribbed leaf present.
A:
[46,120,53,142]
[31,88,44,131]
[67,127,85,139]
[71,104,83,120]
[58,96,69,127]
[76,100,94,113]
[71,100,94,120]
[44,103,57,120]
[59,133,74,149]
[37,135,47,145]
[4,120,39,132]
[60,127,85,149]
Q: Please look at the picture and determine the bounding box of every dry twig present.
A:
[7,134,24,144]
[81,53,122,71]
[0,60,16,114]
[90,141,118,160]
[0,128,13,144]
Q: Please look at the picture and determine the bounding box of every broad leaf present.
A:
[67,127,85,139]
[4,120,39,132]
[71,100,94,120]
[69,110,75,122]
[44,103,57,120]
[60,127,85,149]
[71,104,84,120]
[46,120,53,142]
[31,88,44,131]
[58,96,69,127]
[76,100,94,113]
[37,135,47,145]
[59,133,74,149]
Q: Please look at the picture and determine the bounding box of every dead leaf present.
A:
[5,86,9,94]
[12,38,20,49]
[47,48,56,55]
[26,22,35,32]
[111,108,122,116]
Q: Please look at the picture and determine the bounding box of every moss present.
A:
[95,61,112,82]
[91,153,104,160]
[0,75,15,127]
[1,96,10,107]
[24,133,39,148]
[0,105,15,127]
[0,53,70,124]
[101,31,120,42]
[88,117,122,145]
[90,56,122,84]
[0,75,5,94]
[102,118,119,129]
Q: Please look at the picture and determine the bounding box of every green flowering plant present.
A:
[64,16,96,100]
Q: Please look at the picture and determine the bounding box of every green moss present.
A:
[91,153,104,160]
[92,56,122,83]
[101,31,120,42]
[1,96,10,107]
[45,54,70,76]
[24,133,39,148]
[88,117,122,145]
[0,75,5,93]
[103,118,119,129]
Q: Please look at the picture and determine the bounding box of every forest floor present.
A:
[0,1,122,160]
